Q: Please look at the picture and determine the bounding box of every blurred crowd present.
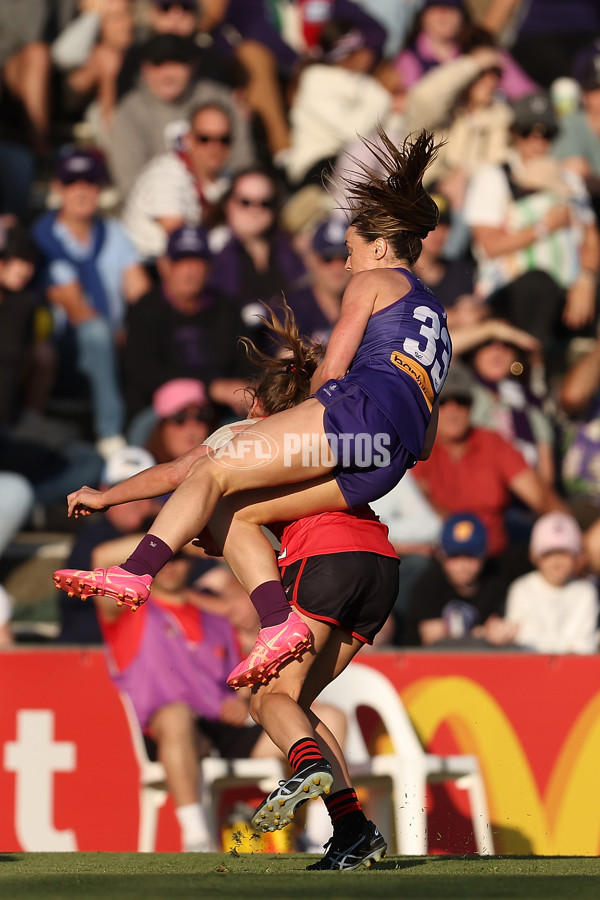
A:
[1,0,600,661]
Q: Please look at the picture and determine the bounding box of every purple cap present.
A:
[56,148,108,185]
[311,219,347,259]
[166,225,212,261]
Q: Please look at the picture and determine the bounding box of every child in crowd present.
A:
[505,512,599,654]
[404,511,513,647]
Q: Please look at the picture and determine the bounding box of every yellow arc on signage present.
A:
[400,677,600,855]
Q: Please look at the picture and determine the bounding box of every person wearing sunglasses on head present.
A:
[463,90,600,373]
[122,101,235,264]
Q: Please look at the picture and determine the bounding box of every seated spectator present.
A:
[116,0,238,102]
[0,0,52,156]
[463,91,600,362]
[498,0,600,90]
[123,225,252,423]
[206,167,306,351]
[284,18,391,188]
[142,378,218,464]
[285,218,349,344]
[452,317,555,484]
[107,33,254,199]
[0,581,13,645]
[56,444,158,644]
[94,546,341,851]
[554,46,600,224]
[51,0,136,141]
[371,470,443,644]
[412,363,566,577]
[395,1,536,99]
[32,148,151,459]
[0,469,35,638]
[404,511,516,647]
[406,45,513,226]
[122,101,234,262]
[413,191,475,309]
[0,226,54,426]
[505,511,599,654]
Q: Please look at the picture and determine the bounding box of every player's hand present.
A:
[191,526,223,557]
[66,486,108,518]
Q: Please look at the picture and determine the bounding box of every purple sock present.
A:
[121,534,174,577]
[250,581,292,628]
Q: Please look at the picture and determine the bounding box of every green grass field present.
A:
[2,853,599,900]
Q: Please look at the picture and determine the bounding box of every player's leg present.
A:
[53,399,335,608]
[248,615,360,830]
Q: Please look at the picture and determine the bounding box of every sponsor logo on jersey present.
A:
[390,351,434,410]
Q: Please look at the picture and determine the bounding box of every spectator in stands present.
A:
[487,0,600,90]
[452,317,555,485]
[116,0,234,101]
[0,583,13,644]
[143,378,218,465]
[51,0,136,144]
[0,469,35,642]
[406,46,512,207]
[505,511,599,654]
[206,167,305,352]
[553,46,600,224]
[94,547,342,852]
[412,363,566,578]
[403,511,516,647]
[285,219,349,345]
[395,1,536,100]
[463,91,600,361]
[107,33,254,199]
[284,18,391,189]
[413,191,475,310]
[123,225,252,424]
[370,470,443,644]
[556,334,600,575]
[0,0,52,156]
[56,444,158,645]
[32,148,151,459]
[0,226,54,427]
[122,102,234,262]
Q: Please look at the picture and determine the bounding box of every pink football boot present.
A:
[53,566,152,610]
[227,611,312,688]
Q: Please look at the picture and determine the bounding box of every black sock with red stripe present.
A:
[288,737,327,772]
[324,787,367,835]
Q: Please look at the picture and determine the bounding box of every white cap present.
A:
[102,446,156,487]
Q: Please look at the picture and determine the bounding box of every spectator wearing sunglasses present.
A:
[206,167,306,354]
[107,33,254,199]
[122,102,234,263]
[463,91,600,367]
[32,148,151,460]
[123,225,253,430]
[145,378,217,464]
